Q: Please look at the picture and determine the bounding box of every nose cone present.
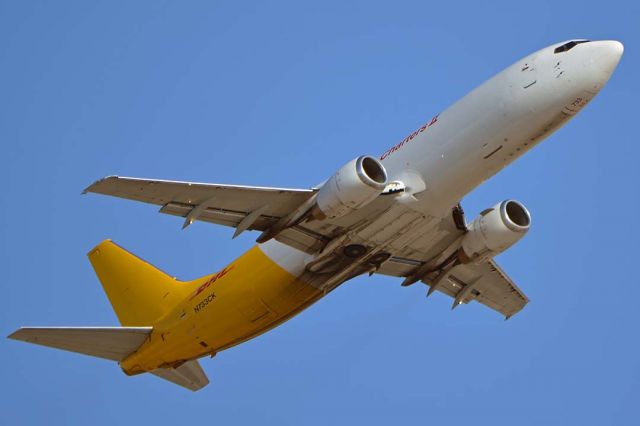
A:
[591,40,624,76]
[576,40,624,91]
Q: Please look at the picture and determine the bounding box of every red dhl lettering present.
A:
[189,265,234,300]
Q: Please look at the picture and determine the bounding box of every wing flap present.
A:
[159,201,277,231]
[8,327,152,361]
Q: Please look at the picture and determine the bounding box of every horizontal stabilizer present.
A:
[151,360,209,391]
[8,327,152,361]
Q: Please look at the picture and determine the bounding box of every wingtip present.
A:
[82,175,119,195]
[7,328,22,340]
[6,328,35,341]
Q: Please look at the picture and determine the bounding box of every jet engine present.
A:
[311,155,388,220]
[459,200,531,263]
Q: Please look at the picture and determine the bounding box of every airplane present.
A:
[8,39,623,391]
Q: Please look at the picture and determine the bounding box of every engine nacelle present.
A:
[459,200,531,263]
[312,155,388,220]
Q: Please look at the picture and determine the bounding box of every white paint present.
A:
[315,156,387,219]
[261,40,623,279]
[258,239,313,276]
[380,40,623,217]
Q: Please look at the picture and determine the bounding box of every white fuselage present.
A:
[381,40,622,216]
[262,40,623,275]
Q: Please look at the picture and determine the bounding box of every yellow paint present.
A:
[88,241,197,326]
[88,240,323,375]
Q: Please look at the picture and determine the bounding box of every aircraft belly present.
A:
[120,244,322,373]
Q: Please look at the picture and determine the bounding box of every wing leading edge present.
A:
[84,175,316,237]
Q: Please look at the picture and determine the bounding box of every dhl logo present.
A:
[189,265,234,301]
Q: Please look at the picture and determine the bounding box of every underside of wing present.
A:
[372,201,528,318]
[84,175,316,236]
[428,258,529,317]
[476,259,529,316]
[83,175,406,254]
[380,256,528,318]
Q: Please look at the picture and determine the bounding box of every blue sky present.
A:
[1,1,638,424]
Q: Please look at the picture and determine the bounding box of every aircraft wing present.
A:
[84,175,316,236]
[378,257,528,318]
[85,176,528,317]
[457,259,529,318]
[83,175,402,254]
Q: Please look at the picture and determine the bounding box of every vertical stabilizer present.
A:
[88,240,193,326]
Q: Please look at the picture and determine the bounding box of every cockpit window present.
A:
[554,40,590,54]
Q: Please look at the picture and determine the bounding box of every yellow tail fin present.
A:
[88,240,193,326]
